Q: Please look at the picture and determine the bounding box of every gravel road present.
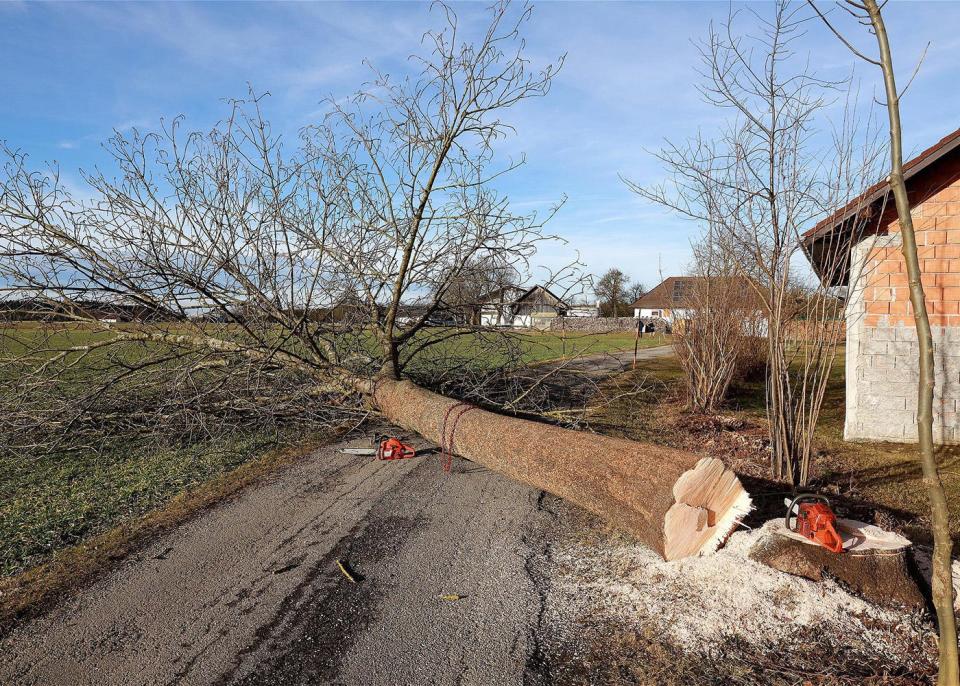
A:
[0,442,563,686]
[0,344,672,686]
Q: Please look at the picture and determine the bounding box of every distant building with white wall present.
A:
[630,277,695,323]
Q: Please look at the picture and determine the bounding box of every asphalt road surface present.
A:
[0,344,672,686]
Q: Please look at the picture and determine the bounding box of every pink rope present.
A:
[439,401,478,473]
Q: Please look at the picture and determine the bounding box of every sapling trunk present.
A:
[863,1,959,682]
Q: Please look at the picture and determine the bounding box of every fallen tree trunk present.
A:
[367,377,751,560]
[749,519,922,608]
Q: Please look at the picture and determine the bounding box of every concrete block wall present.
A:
[846,324,960,443]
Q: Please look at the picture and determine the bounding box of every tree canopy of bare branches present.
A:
[594,267,632,317]
[673,239,766,413]
[0,1,568,457]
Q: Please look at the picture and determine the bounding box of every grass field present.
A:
[0,325,668,579]
[0,433,286,577]
[516,330,668,362]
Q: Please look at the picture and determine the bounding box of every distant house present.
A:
[478,284,570,328]
[631,276,765,334]
[630,276,699,322]
[802,126,960,444]
[477,285,524,326]
[394,304,430,327]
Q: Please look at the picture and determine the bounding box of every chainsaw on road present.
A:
[341,437,417,461]
[784,493,845,554]
[375,437,417,461]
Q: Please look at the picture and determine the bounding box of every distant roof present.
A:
[631,276,758,310]
[479,284,568,308]
[631,276,698,309]
[516,284,568,308]
[476,285,524,303]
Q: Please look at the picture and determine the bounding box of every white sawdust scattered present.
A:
[554,520,934,666]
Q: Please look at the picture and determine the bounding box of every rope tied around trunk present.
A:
[439,401,479,473]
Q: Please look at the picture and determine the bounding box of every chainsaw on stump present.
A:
[784,493,845,554]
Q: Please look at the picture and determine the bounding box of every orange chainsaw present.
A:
[784,493,845,554]
[376,437,417,461]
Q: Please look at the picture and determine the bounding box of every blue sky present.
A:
[2,1,959,289]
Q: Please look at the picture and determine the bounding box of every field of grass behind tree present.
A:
[0,433,287,577]
[0,324,669,579]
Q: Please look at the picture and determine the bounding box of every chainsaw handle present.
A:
[784,493,831,531]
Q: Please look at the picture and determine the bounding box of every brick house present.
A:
[802,128,960,444]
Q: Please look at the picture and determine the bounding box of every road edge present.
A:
[0,429,350,637]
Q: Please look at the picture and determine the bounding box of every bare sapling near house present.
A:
[670,236,766,413]
[808,1,960,682]
[625,0,883,487]
[0,2,750,560]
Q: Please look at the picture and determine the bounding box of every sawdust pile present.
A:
[553,520,938,673]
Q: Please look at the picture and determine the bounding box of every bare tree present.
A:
[626,280,646,303]
[436,258,521,325]
[0,0,759,578]
[594,267,630,317]
[0,1,566,457]
[673,237,764,413]
[808,1,958,681]
[624,1,881,485]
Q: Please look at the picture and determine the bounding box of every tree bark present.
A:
[365,377,751,560]
[863,2,959,681]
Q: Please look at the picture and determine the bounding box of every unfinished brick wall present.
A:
[845,157,960,444]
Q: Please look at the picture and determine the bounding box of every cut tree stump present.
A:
[749,518,922,608]
[367,377,751,560]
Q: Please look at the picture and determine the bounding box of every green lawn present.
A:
[517,330,669,363]
[0,434,286,577]
[0,324,665,579]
